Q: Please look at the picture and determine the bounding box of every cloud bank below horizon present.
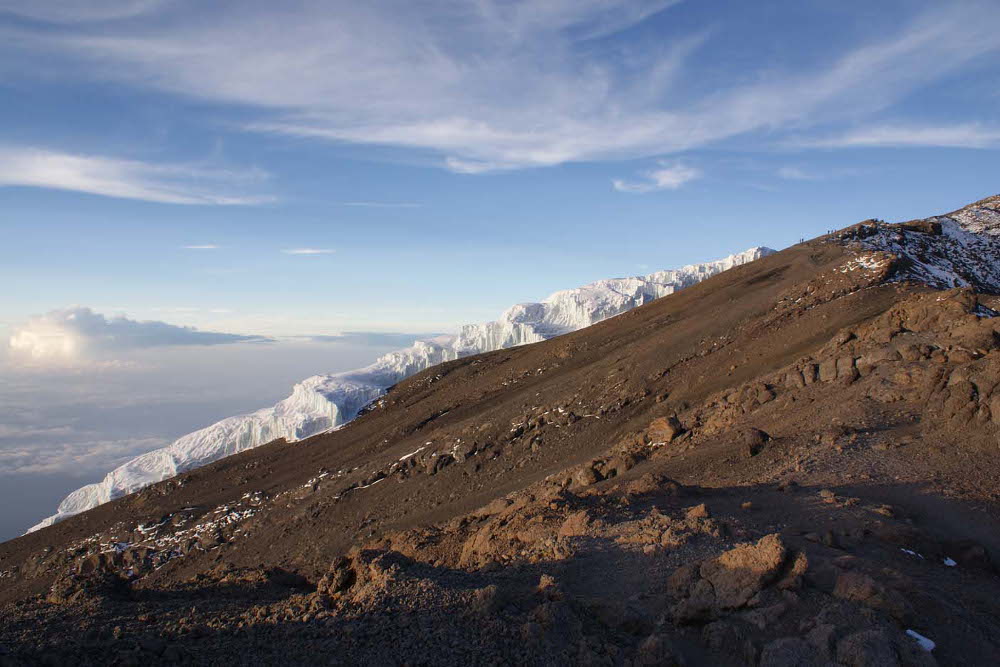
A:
[8,307,271,364]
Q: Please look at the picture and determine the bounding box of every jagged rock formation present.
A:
[2,196,1000,665]
[834,196,1000,294]
[31,247,773,532]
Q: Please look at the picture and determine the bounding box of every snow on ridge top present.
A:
[846,197,1000,294]
[947,194,1000,237]
[29,246,773,533]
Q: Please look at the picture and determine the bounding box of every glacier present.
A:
[30,247,774,532]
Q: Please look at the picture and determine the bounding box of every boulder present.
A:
[700,534,788,608]
[819,360,839,382]
[702,620,757,664]
[573,466,601,488]
[738,427,771,457]
[47,570,129,605]
[558,511,592,538]
[648,416,686,443]
[318,556,357,596]
[832,571,910,620]
[759,637,820,667]
[624,472,684,497]
[604,453,638,478]
[667,564,700,597]
[837,357,860,384]
[835,629,899,667]
[685,504,710,520]
[635,634,684,666]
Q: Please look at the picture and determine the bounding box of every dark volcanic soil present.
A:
[1,204,999,666]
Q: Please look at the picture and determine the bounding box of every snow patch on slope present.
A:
[950,195,1000,237]
[30,247,774,532]
[852,197,1000,294]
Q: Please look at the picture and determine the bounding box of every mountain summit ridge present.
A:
[843,195,1000,294]
[948,194,1000,236]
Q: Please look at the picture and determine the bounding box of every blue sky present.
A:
[2,0,999,341]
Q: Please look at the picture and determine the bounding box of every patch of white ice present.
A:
[906,629,936,652]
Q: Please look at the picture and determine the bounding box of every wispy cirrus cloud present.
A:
[776,165,870,182]
[0,146,273,205]
[776,166,814,181]
[3,1,998,172]
[0,0,165,23]
[613,162,701,193]
[282,248,334,255]
[793,124,1000,149]
[340,201,422,208]
[182,244,219,249]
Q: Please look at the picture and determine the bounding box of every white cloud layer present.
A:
[0,146,273,204]
[8,307,270,364]
[796,124,1000,149]
[613,162,701,193]
[3,1,998,171]
[282,248,335,255]
[340,202,422,208]
[0,435,169,476]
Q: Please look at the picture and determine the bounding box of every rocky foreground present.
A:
[1,197,1000,665]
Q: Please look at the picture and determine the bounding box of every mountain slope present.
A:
[30,247,773,531]
[2,197,1000,664]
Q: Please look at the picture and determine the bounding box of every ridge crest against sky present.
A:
[2,0,999,336]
